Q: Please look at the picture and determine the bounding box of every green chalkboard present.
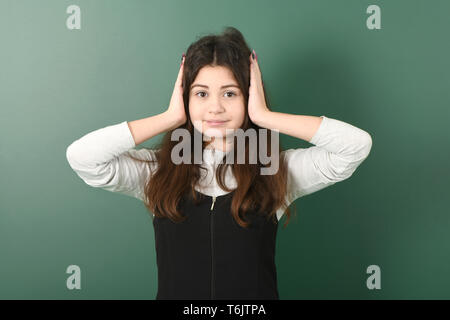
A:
[1,0,449,300]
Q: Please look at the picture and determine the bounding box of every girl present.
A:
[66,27,372,300]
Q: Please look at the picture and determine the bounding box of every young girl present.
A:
[66,27,372,300]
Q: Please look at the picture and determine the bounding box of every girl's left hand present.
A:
[248,50,270,126]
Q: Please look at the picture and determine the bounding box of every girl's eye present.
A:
[196,91,207,98]
[225,91,236,97]
[195,91,237,98]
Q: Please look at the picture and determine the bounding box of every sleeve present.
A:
[283,115,373,202]
[65,121,158,201]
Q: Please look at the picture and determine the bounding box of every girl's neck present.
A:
[205,137,234,152]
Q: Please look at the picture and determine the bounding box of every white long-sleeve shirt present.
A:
[66,115,372,221]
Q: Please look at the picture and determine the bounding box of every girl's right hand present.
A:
[166,53,187,127]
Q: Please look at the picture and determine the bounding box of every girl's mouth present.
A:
[206,120,229,126]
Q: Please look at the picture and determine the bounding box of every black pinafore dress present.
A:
[152,189,279,300]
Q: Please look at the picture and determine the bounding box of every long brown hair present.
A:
[130,26,297,228]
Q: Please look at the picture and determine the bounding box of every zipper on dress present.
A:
[210,196,216,210]
[210,196,215,299]
[210,147,217,211]
[210,148,217,299]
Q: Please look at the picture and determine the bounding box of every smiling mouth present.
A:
[205,120,229,125]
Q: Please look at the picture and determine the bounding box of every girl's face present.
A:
[188,65,245,150]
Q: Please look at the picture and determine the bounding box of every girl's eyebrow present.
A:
[190,84,240,90]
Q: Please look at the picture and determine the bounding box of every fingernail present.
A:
[251,49,255,60]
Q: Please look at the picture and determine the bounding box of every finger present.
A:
[249,52,262,87]
[249,54,256,87]
[176,55,185,86]
[251,50,261,76]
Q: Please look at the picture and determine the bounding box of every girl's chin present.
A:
[203,126,235,133]
[203,129,238,137]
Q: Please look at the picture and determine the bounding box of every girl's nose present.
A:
[208,102,225,114]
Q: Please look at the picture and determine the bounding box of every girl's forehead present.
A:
[195,65,235,79]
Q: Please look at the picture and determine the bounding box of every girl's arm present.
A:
[65,111,178,200]
[248,54,372,221]
[254,112,325,143]
[267,114,372,219]
[67,55,187,200]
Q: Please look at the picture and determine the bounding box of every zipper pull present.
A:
[210,196,216,211]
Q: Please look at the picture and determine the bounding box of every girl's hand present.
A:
[166,53,187,126]
[248,50,270,126]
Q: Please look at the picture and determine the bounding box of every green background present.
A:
[1,0,449,299]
